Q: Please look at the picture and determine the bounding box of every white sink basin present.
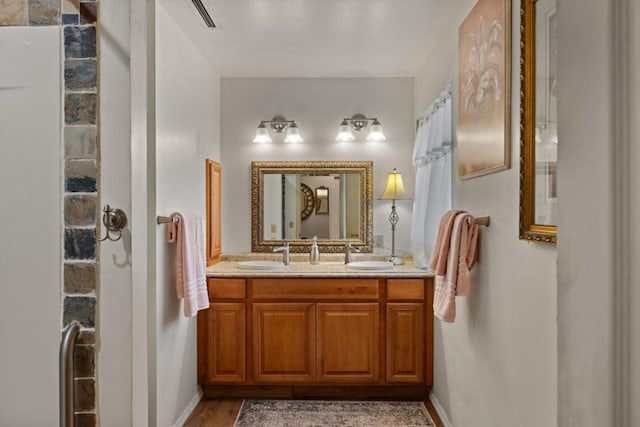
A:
[346,261,394,271]
[237,260,285,271]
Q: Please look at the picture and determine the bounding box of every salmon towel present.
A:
[429,210,463,275]
[431,211,479,322]
[171,212,209,317]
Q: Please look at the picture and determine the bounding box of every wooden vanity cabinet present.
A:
[385,279,428,384]
[199,276,433,396]
[199,279,246,383]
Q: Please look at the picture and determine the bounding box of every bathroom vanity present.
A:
[199,260,434,399]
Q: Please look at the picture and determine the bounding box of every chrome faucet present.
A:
[273,242,290,265]
[344,242,361,264]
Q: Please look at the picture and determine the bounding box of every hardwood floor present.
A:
[183,399,243,427]
[183,397,444,427]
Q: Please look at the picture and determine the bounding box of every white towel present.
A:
[172,212,209,317]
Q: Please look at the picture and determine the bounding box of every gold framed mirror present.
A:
[519,0,558,244]
[251,161,373,253]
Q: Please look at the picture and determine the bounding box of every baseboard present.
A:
[173,388,204,427]
[202,384,431,400]
[429,390,453,427]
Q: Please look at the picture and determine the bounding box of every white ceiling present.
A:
[160,0,470,78]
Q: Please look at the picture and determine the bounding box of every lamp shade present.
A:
[366,120,386,141]
[336,120,355,142]
[284,122,303,143]
[253,123,272,143]
[379,168,408,200]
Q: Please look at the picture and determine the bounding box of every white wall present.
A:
[98,0,134,424]
[413,3,558,426]
[154,4,221,426]
[0,27,62,425]
[556,1,614,425]
[220,78,415,255]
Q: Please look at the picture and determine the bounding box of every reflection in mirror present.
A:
[252,161,373,253]
[263,175,358,239]
[315,186,329,215]
[520,0,558,243]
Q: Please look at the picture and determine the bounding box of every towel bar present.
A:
[157,215,179,224]
[468,216,490,226]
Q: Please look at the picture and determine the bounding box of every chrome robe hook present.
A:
[98,204,127,242]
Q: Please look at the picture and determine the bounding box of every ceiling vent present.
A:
[191,0,217,28]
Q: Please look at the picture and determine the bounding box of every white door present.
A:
[0,26,62,425]
[97,1,134,425]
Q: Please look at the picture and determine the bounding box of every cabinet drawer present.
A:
[253,279,379,300]
[207,278,246,300]
[386,279,425,300]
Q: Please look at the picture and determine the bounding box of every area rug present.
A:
[234,400,435,427]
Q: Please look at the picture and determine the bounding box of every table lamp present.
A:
[378,168,410,265]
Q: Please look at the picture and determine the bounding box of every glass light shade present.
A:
[253,124,272,143]
[366,121,386,141]
[549,125,558,144]
[336,121,355,142]
[379,168,408,200]
[284,123,303,143]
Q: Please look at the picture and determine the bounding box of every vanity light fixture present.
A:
[336,114,386,142]
[252,116,304,144]
[379,168,410,265]
[534,122,558,145]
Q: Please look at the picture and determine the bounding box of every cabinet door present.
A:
[206,159,222,265]
[317,303,379,382]
[205,303,245,383]
[253,303,315,382]
[386,303,424,383]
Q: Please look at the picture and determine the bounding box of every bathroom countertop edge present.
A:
[206,261,434,278]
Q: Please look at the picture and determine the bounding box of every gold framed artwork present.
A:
[300,183,315,220]
[457,0,511,179]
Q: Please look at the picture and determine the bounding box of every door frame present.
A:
[612,0,639,424]
[130,0,157,425]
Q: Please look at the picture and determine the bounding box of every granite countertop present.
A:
[206,254,433,278]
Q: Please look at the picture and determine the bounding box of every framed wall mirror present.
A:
[251,161,373,253]
[519,0,558,244]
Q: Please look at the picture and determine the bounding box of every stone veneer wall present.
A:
[1,1,100,425]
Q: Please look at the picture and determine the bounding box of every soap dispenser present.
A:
[310,236,320,265]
